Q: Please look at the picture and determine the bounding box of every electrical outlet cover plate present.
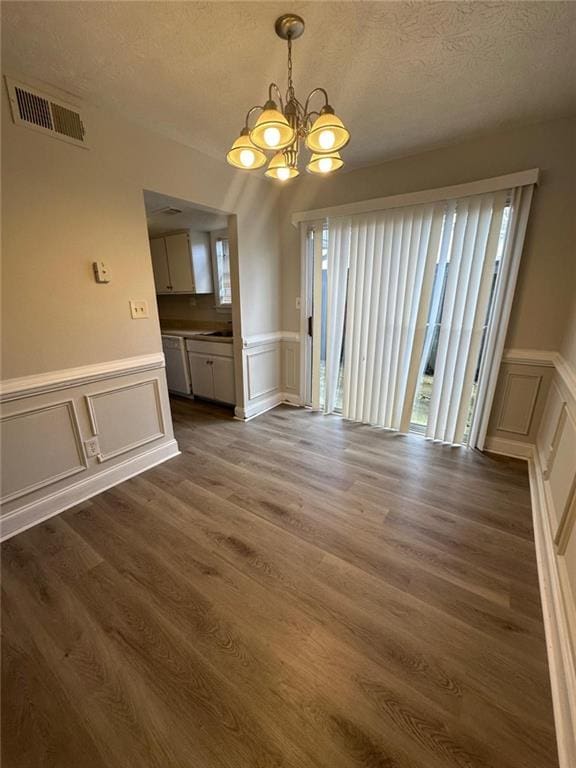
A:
[84,437,100,458]
[129,300,149,319]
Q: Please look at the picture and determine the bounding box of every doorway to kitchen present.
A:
[143,190,239,420]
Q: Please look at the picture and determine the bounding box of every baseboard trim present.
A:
[528,454,576,768]
[234,391,303,422]
[235,392,283,421]
[0,439,180,541]
[282,393,304,407]
[483,436,534,460]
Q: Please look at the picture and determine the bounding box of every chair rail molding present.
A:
[501,348,557,367]
[0,353,166,402]
[241,331,300,349]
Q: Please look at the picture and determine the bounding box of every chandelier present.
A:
[226,13,350,181]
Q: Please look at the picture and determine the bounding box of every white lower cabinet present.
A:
[186,340,235,405]
[188,353,216,400]
[212,356,236,404]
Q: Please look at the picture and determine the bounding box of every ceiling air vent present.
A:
[149,207,183,217]
[5,77,88,149]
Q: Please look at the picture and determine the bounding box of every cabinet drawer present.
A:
[185,340,233,358]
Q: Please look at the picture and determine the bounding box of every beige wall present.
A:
[561,291,576,370]
[1,83,281,380]
[280,116,576,354]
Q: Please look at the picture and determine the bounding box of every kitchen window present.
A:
[211,230,232,307]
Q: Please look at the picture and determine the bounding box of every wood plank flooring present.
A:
[2,398,559,768]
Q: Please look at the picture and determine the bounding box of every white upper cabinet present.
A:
[150,237,171,292]
[165,233,194,292]
[150,231,213,295]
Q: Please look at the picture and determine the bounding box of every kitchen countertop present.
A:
[161,328,234,343]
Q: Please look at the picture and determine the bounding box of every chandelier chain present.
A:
[287,37,295,101]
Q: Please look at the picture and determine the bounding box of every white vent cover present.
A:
[150,207,183,216]
[5,77,88,149]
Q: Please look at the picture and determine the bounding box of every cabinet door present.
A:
[212,355,236,404]
[190,231,214,294]
[150,238,171,293]
[188,352,214,400]
[165,233,194,292]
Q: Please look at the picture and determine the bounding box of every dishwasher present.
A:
[162,335,192,395]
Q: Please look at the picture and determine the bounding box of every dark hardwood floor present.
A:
[2,398,559,768]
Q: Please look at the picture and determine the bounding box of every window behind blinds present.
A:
[215,238,232,305]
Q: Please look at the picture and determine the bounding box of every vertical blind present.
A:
[425,190,507,444]
[323,185,534,446]
[326,203,444,429]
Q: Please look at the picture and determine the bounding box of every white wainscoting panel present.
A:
[482,352,576,767]
[547,404,576,539]
[496,372,541,434]
[283,346,297,392]
[236,333,302,420]
[247,345,280,401]
[538,380,566,478]
[487,356,553,446]
[1,400,87,503]
[1,355,178,540]
[86,379,165,462]
[529,354,576,768]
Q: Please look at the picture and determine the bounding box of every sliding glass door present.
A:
[304,186,531,448]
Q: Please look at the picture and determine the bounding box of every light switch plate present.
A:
[129,300,149,319]
[93,261,111,283]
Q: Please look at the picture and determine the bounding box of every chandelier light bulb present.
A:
[318,130,336,151]
[239,149,256,167]
[318,156,334,172]
[263,127,282,147]
[276,166,291,181]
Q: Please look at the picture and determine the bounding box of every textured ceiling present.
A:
[144,190,228,236]
[2,1,575,168]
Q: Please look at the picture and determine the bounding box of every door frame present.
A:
[299,220,325,410]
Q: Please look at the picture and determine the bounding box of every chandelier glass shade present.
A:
[226,14,350,182]
[250,104,295,150]
[226,128,267,170]
[306,151,344,175]
[265,150,300,180]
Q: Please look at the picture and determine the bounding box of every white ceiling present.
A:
[2,2,575,168]
[144,190,228,236]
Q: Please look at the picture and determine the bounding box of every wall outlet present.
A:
[129,299,149,319]
[84,437,100,458]
[93,261,111,283]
